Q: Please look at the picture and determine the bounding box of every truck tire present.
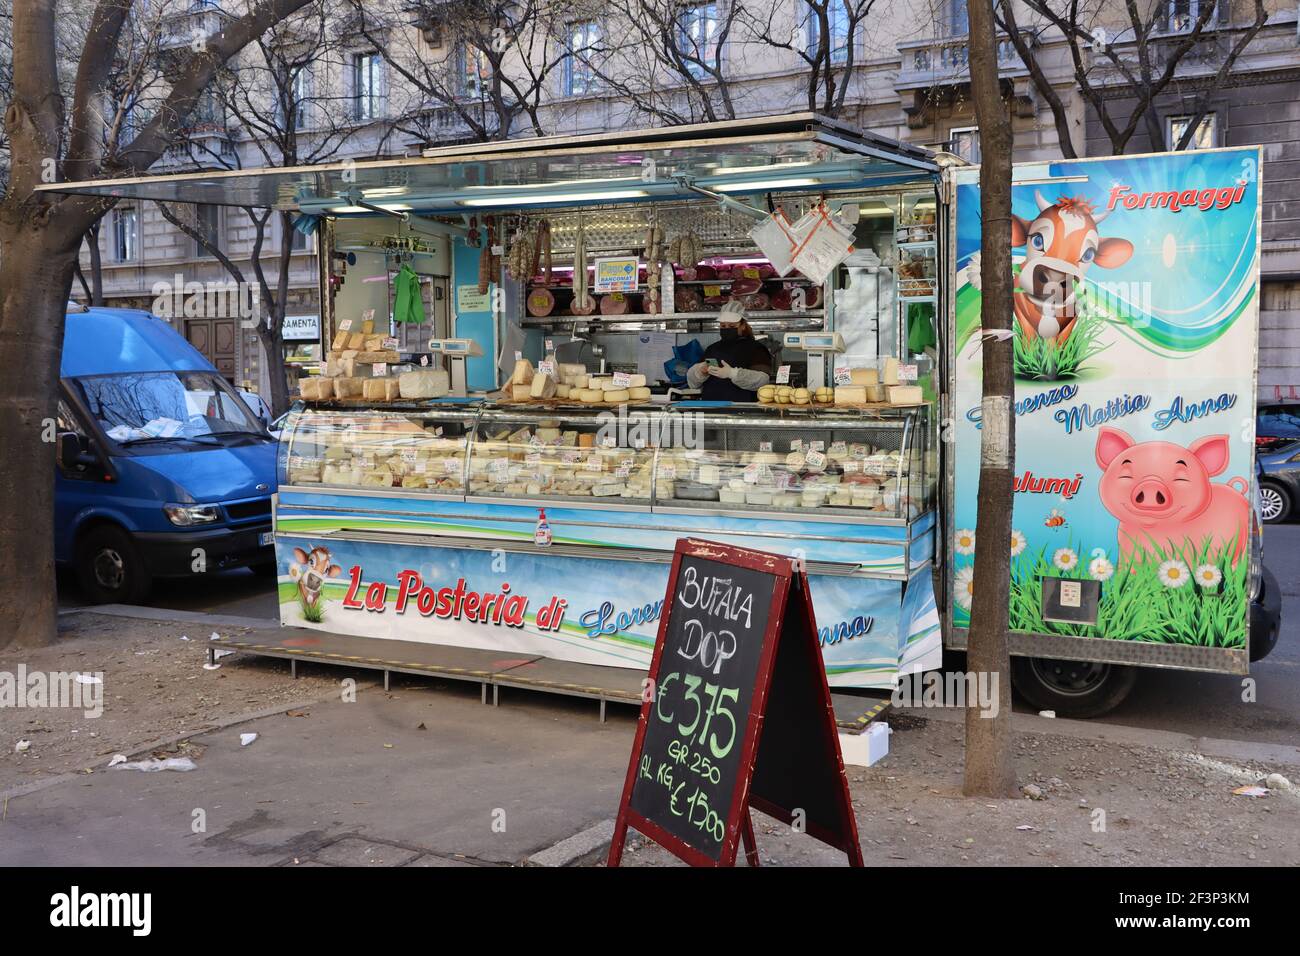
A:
[1010,656,1138,719]
[75,524,152,605]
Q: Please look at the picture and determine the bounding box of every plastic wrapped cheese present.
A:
[530,373,557,399]
[397,368,450,399]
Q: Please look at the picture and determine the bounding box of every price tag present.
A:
[775,471,794,491]
[776,365,791,385]
[851,443,869,459]
[362,308,375,325]
[338,318,354,332]
[383,336,399,351]
[400,449,419,465]
[491,243,504,255]
[373,363,388,377]
[420,355,430,366]
[538,360,555,377]
[805,449,827,469]
[514,350,523,361]
[545,339,555,352]
[413,460,428,474]
[759,441,772,452]
[899,364,918,382]
[585,454,603,472]
[740,267,761,280]
[743,462,762,484]
[615,463,632,478]
[444,458,461,474]
[561,450,581,463]
[620,456,636,470]
[490,459,510,480]
[830,441,848,456]
[833,365,852,386]
[865,457,889,476]
[1059,580,1082,608]
[659,462,677,480]
[612,371,630,388]
[703,284,722,297]
[529,437,544,451]
[525,452,542,465]
[789,439,803,452]
[601,435,617,448]
[811,440,825,451]
[842,460,860,474]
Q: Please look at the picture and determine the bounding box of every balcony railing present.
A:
[156,130,238,169]
[895,34,1028,91]
[159,5,235,51]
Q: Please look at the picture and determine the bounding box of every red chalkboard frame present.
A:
[607,537,863,868]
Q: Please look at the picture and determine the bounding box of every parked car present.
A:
[1256,402,1300,453]
[1258,440,1300,524]
[56,305,279,603]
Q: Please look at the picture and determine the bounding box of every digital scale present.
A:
[783,331,845,390]
[427,337,484,396]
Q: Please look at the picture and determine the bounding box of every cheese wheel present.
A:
[555,383,571,399]
[579,389,604,404]
[757,384,776,403]
[792,388,811,405]
[627,386,651,401]
[603,389,630,403]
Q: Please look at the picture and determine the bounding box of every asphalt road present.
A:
[57,524,1300,746]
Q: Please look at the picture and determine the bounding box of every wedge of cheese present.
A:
[849,367,879,386]
[510,359,535,386]
[397,368,450,399]
[530,373,558,400]
[881,357,900,386]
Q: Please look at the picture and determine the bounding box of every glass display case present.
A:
[468,408,656,504]
[278,405,479,496]
[277,402,934,523]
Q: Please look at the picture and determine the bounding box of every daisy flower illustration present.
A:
[955,529,976,556]
[1195,564,1222,589]
[1089,556,1115,581]
[1052,547,1078,572]
[1010,529,1027,557]
[1158,559,1190,588]
[954,566,975,611]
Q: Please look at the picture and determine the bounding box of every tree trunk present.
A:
[258,323,290,416]
[86,223,104,306]
[963,0,1018,798]
[0,222,80,649]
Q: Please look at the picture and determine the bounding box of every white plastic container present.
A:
[839,721,891,767]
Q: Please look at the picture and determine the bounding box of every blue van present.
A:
[55,306,278,603]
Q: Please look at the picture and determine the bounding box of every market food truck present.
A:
[46,115,1280,716]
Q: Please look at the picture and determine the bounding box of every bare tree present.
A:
[997,0,1269,157]
[576,0,744,126]
[746,0,879,118]
[350,0,572,145]
[0,0,319,651]
[964,0,1017,797]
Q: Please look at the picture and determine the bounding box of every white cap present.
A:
[718,300,745,325]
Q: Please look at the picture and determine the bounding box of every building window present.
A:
[807,3,851,64]
[194,204,221,258]
[948,0,969,35]
[113,207,139,262]
[1168,112,1217,149]
[288,65,310,129]
[352,52,383,120]
[563,20,600,96]
[678,3,719,78]
[1166,0,1219,32]
[460,43,490,98]
[950,126,980,163]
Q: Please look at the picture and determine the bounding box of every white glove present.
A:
[707,360,736,380]
[686,361,711,389]
[966,251,982,291]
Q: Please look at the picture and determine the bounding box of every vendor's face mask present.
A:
[719,326,739,341]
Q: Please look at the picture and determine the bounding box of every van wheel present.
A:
[1258,481,1291,523]
[76,525,152,605]
[1010,656,1138,719]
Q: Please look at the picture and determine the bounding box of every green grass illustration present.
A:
[1013,305,1109,381]
[954,535,1247,648]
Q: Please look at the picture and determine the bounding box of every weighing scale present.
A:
[783,331,845,390]
[427,337,484,397]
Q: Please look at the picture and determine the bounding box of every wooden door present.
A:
[184,318,237,382]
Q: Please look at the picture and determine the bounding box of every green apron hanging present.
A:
[393,263,426,325]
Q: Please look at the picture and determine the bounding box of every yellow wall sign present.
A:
[594,256,639,293]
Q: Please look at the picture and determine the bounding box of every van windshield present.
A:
[72,370,264,445]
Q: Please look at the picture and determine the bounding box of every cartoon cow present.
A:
[1094,427,1250,565]
[968,192,1135,344]
[288,546,342,609]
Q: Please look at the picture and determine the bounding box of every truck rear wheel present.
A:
[1010,656,1138,719]
[75,524,152,605]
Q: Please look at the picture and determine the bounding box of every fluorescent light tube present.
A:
[712,177,820,193]
[458,189,649,207]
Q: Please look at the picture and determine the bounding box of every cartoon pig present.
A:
[1095,427,1249,564]
[289,546,341,609]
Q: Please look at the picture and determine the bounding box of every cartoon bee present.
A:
[1044,508,1068,529]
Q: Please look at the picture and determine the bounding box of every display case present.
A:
[278,405,479,496]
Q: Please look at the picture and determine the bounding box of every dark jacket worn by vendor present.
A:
[687,322,773,402]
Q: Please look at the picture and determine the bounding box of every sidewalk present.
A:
[2,610,1297,866]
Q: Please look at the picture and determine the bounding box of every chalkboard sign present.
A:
[609,538,863,868]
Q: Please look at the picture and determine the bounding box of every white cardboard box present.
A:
[839,722,891,767]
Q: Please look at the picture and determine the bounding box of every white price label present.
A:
[338,318,354,332]
[525,452,541,465]
[362,309,375,325]
[833,365,852,386]
[830,441,848,456]
[601,435,617,448]
[776,365,791,385]
[538,360,555,377]
[899,364,918,382]
[562,450,581,463]
[805,449,827,469]
[383,337,399,351]
[759,441,772,452]
[373,363,388,377]
[866,458,889,476]
[400,449,419,465]
[585,454,602,472]
[420,355,430,367]
[811,440,825,451]
[514,350,523,361]
[615,463,632,479]
[842,460,860,474]
[444,458,462,474]
[743,462,762,484]
[490,459,510,479]
[612,371,630,388]
[659,463,677,480]
[1059,580,1082,608]
[789,439,803,451]
[545,339,554,352]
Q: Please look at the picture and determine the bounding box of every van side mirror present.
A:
[57,431,98,472]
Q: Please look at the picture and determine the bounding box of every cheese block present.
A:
[346,332,366,350]
[603,389,630,403]
[577,433,595,448]
[558,363,586,380]
[834,385,868,405]
[334,377,365,398]
[628,386,651,401]
[363,378,389,401]
[881,357,900,386]
[849,367,879,386]
[555,383,571,399]
[510,359,535,385]
[570,374,590,389]
[324,355,345,378]
[330,329,351,350]
[600,377,630,392]
[888,385,924,404]
[298,377,320,400]
[624,373,647,388]
[382,378,401,401]
[353,350,400,364]
[865,384,886,402]
[397,368,450,399]
[530,373,558,399]
[511,382,533,400]
[362,334,386,351]
[360,317,375,334]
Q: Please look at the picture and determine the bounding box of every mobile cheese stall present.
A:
[44,115,1278,716]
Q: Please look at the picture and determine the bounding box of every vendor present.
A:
[686,302,773,402]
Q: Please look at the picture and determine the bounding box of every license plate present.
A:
[260,532,274,547]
